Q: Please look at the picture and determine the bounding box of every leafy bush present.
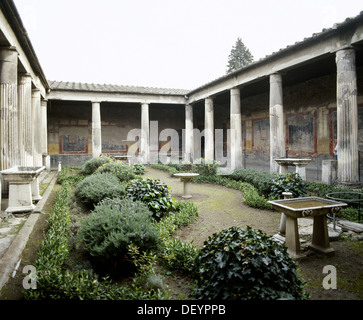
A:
[192,158,220,176]
[127,177,176,220]
[162,238,199,273]
[241,182,273,210]
[230,168,275,197]
[156,201,199,240]
[80,155,113,175]
[95,161,135,182]
[77,198,160,268]
[75,173,126,208]
[193,226,309,300]
[270,172,306,199]
[133,163,146,175]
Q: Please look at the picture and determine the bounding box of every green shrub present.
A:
[80,155,113,175]
[95,161,135,182]
[162,238,199,273]
[75,173,126,208]
[133,163,146,175]
[193,226,309,300]
[127,177,176,220]
[241,182,273,210]
[230,168,275,197]
[77,198,160,268]
[270,172,306,199]
[192,158,220,176]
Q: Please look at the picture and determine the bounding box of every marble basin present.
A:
[1,166,45,213]
[173,173,199,199]
[274,158,312,180]
[268,196,347,219]
[268,197,347,258]
[1,166,45,181]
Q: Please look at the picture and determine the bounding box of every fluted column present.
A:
[92,102,102,158]
[336,48,359,186]
[0,46,18,170]
[184,104,194,162]
[204,97,214,162]
[18,73,32,166]
[41,100,48,167]
[230,88,243,169]
[141,103,150,164]
[269,73,285,173]
[32,89,42,166]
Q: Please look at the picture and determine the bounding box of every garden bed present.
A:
[1,158,362,300]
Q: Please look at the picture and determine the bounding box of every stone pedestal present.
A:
[1,166,45,213]
[322,160,337,184]
[174,173,199,199]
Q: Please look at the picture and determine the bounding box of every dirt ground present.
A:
[1,167,362,300]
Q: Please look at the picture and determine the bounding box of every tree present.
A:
[226,37,254,74]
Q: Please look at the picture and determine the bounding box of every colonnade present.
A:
[89,48,359,186]
[0,46,48,173]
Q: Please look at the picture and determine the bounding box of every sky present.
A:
[13,0,363,90]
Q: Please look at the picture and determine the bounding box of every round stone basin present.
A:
[173,173,200,199]
[173,173,200,179]
[268,196,347,218]
[275,158,312,166]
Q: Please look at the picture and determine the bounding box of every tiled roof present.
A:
[48,80,190,96]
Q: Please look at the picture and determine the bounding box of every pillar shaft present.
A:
[269,73,285,173]
[32,89,42,166]
[141,103,150,164]
[18,73,32,166]
[184,104,194,162]
[0,47,18,170]
[204,98,214,162]
[92,102,102,158]
[336,48,359,186]
[230,88,243,169]
[40,100,48,157]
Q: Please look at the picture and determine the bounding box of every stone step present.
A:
[337,220,363,233]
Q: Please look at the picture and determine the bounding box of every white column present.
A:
[204,97,214,162]
[41,100,49,168]
[141,103,150,164]
[336,48,359,186]
[230,88,243,169]
[0,46,18,170]
[184,104,194,162]
[269,73,285,173]
[18,73,32,166]
[32,89,42,166]
[92,102,102,158]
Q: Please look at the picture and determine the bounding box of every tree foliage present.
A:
[226,37,253,74]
